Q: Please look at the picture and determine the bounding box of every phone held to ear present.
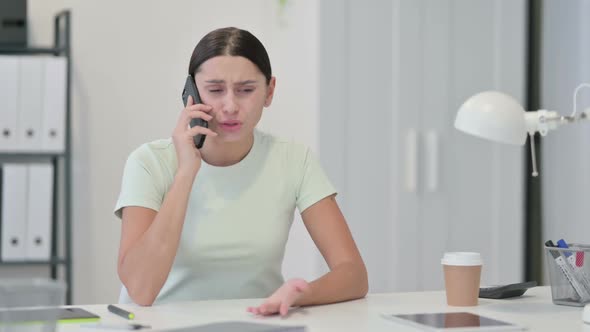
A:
[182,75,208,149]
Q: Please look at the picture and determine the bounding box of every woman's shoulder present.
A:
[255,129,309,155]
[256,130,310,165]
[127,138,177,170]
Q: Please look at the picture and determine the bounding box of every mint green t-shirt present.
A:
[114,129,336,304]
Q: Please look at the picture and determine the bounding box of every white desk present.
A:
[58,286,584,331]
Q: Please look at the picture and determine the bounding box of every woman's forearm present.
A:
[294,261,368,307]
[118,169,196,305]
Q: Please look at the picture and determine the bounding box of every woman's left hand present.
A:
[247,278,310,317]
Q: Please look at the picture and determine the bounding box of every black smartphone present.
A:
[479,281,537,299]
[182,75,208,149]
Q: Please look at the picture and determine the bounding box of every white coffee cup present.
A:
[441,252,483,306]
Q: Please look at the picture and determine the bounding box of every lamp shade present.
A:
[454,91,527,145]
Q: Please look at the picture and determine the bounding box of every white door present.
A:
[320,0,525,292]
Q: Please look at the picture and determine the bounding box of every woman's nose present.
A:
[223,93,239,114]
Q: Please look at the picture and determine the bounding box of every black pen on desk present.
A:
[81,323,150,330]
[108,304,135,320]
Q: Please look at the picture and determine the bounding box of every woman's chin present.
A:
[212,130,248,144]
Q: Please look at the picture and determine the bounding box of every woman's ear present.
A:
[264,77,276,107]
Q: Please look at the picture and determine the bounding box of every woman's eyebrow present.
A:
[204,79,258,85]
[235,80,258,85]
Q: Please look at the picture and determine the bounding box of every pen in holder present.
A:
[544,243,590,306]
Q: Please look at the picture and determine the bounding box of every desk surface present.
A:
[58,286,585,331]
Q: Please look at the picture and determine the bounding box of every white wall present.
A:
[20,0,535,304]
[541,1,590,251]
[26,0,321,304]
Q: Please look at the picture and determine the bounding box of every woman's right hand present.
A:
[172,95,218,174]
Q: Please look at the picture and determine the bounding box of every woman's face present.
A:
[194,55,275,143]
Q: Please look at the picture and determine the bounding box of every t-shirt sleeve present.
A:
[295,147,337,213]
[113,149,164,219]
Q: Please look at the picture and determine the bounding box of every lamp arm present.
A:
[524,82,590,137]
[528,132,539,177]
[524,110,561,136]
[571,83,590,117]
[523,106,589,177]
[524,108,589,136]
[524,110,576,177]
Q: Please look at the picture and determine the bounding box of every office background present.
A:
[1,0,588,305]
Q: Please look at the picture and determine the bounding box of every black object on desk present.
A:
[0,307,99,323]
[81,322,151,330]
[108,305,135,320]
[479,281,538,299]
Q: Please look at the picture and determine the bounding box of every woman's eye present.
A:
[208,89,222,93]
[240,88,254,93]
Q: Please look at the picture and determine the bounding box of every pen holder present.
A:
[545,243,590,307]
[0,278,65,332]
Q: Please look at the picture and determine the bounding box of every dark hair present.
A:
[188,27,272,84]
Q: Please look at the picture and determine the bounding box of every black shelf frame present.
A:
[0,10,73,304]
[0,47,66,55]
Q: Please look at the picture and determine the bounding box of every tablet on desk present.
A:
[382,312,526,331]
[0,307,99,324]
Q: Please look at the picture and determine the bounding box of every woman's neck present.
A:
[199,132,255,167]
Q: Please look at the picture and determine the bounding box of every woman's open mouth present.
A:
[219,121,242,132]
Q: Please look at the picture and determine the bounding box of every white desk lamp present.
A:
[454,83,590,176]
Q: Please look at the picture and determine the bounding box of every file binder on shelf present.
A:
[0,56,19,151]
[41,56,66,152]
[25,163,54,261]
[1,164,28,261]
[0,55,67,153]
[17,56,44,152]
[0,10,73,304]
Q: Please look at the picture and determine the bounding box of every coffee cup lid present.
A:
[441,252,482,266]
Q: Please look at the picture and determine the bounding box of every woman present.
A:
[114,27,368,316]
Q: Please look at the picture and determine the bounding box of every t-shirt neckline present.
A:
[200,129,260,172]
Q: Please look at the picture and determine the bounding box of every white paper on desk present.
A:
[161,321,306,332]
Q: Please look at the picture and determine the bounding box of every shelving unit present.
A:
[0,10,72,304]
